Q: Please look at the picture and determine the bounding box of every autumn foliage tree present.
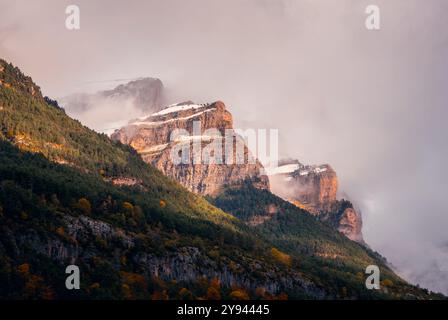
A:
[75,197,91,215]
[270,248,292,267]
[206,286,221,300]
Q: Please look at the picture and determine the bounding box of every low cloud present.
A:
[1,0,447,294]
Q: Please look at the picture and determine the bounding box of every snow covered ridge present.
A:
[265,162,328,176]
[299,165,328,176]
[130,108,217,127]
[105,102,213,134]
[264,163,300,175]
[148,102,211,117]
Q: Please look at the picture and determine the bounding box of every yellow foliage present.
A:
[381,279,394,287]
[229,289,250,300]
[76,198,91,215]
[122,201,134,212]
[271,248,292,267]
[159,200,166,208]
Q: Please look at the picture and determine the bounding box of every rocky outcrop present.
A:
[112,101,269,196]
[1,213,325,298]
[337,206,364,243]
[318,200,365,244]
[267,160,337,213]
[267,159,364,244]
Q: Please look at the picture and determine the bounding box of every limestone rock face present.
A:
[112,101,269,196]
[267,159,364,244]
[267,160,337,212]
[338,207,364,243]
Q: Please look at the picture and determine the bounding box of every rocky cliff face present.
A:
[267,159,364,244]
[267,160,337,213]
[1,213,325,298]
[112,101,269,196]
[337,206,364,243]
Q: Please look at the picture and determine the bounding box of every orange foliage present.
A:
[17,263,30,276]
[229,289,250,300]
[179,287,194,300]
[56,227,65,236]
[210,278,220,289]
[76,198,91,215]
[122,201,134,212]
[206,287,221,300]
[120,271,147,297]
[151,290,169,300]
[276,293,288,300]
[271,248,292,267]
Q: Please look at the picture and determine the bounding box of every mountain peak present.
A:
[112,100,268,196]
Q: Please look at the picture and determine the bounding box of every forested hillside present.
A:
[0,58,443,300]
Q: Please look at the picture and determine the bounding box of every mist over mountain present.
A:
[60,78,165,134]
[1,0,447,294]
[4,57,443,299]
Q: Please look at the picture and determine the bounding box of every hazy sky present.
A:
[1,0,447,294]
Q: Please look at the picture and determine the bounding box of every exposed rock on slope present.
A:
[267,160,337,213]
[319,200,365,244]
[112,101,269,196]
[267,159,364,243]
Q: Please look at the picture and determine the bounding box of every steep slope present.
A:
[208,182,443,299]
[0,58,443,299]
[112,101,269,196]
[0,58,322,299]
